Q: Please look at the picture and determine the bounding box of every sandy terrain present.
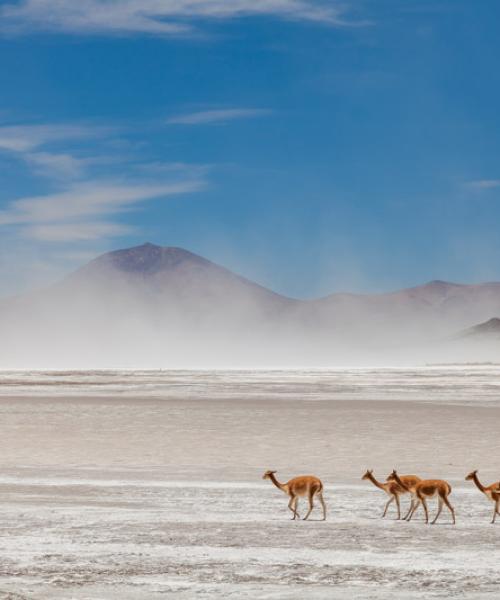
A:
[0,369,499,598]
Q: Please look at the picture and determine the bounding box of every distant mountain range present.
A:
[1,243,499,367]
[459,317,500,339]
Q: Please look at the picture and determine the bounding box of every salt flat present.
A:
[0,478,499,599]
[0,369,499,599]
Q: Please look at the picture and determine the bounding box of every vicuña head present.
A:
[465,469,478,481]
[386,469,398,482]
[262,469,277,480]
[361,469,373,480]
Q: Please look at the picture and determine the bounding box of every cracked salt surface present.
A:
[0,480,499,599]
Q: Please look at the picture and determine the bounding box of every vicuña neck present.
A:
[392,472,409,491]
[269,473,286,492]
[367,472,386,490]
[472,473,487,494]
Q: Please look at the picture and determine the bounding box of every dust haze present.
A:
[1,243,500,369]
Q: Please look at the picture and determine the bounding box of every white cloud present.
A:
[0,0,356,36]
[24,221,134,242]
[468,180,500,190]
[167,108,271,125]
[0,179,203,226]
[24,152,88,179]
[0,123,112,181]
[0,119,207,256]
[0,123,106,152]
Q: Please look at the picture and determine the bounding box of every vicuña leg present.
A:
[303,492,314,520]
[288,496,299,520]
[318,491,327,521]
[420,497,430,524]
[382,495,394,518]
[432,498,443,524]
[382,496,394,519]
[395,494,401,520]
[406,498,420,522]
[293,496,300,519]
[442,494,455,525]
[403,499,415,521]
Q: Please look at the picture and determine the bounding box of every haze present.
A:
[1,243,499,369]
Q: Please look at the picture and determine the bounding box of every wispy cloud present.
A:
[0,123,112,182]
[0,180,203,227]
[0,118,208,251]
[24,152,89,179]
[0,1,358,37]
[167,108,271,125]
[0,123,107,152]
[24,221,134,242]
[468,179,500,190]
[137,161,212,177]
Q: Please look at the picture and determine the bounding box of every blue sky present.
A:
[1,1,500,298]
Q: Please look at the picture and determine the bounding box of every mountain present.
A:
[458,317,500,339]
[308,280,500,342]
[61,242,295,318]
[0,243,299,368]
[2,242,500,367]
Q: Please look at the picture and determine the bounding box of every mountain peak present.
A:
[426,279,451,286]
[422,279,463,290]
[76,243,212,277]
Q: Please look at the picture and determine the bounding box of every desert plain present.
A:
[0,368,499,599]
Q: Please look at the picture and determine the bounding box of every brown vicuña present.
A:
[361,469,421,520]
[465,470,500,524]
[389,470,456,525]
[262,470,326,520]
